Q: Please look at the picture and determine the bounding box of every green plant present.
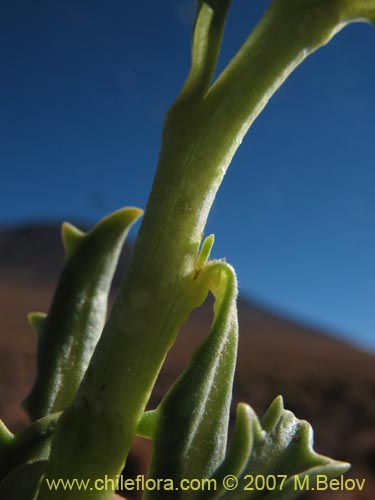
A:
[0,1,373,499]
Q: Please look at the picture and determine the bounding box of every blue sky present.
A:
[1,1,374,349]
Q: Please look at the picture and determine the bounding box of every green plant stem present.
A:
[36,2,374,499]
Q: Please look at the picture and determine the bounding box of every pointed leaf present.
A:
[219,396,350,499]
[23,207,142,420]
[136,410,158,440]
[61,223,85,258]
[0,420,14,480]
[196,234,215,269]
[27,313,47,337]
[0,460,46,500]
[146,262,238,499]
[0,420,13,447]
[8,412,60,472]
[174,0,232,105]
[196,402,254,499]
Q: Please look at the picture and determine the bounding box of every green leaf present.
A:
[145,262,238,499]
[218,396,350,499]
[61,222,85,258]
[136,410,159,440]
[0,420,14,480]
[27,313,47,337]
[196,234,215,269]
[203,0,375,166]
[0,420,13,447]
[8,413,61,473]
[23,207,142,421]
[196,403,254,499]
[0,461,46,500]
[174,0,232,105]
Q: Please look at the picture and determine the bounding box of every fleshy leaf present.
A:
[197,234,215,269]
[7,413,61,473]
[0,460,46,500]
[175,0,232,104]
[61,223,85,258]
[136,410,158,440]
[218,396,350,499]
[145,262,238,499]
[27,313,47,337]
[23,207,142,420]
[196,402,254,499]
[0,420,13,447]
[0,420,14,480]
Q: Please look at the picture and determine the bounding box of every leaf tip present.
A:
[197,233,215,267]
[0,419,14,445]
[27,312,47,336]
[61,222,85,258]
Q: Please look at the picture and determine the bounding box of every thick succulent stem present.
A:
[36,2,374,499]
